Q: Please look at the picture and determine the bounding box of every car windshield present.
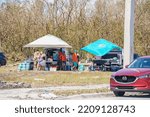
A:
[101,54,119,59]
[0,53,5,57]
[128,58,150,68]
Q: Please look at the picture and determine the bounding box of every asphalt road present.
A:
[59,92,150,100]
[0,84,150,100]
[0,84,109,100]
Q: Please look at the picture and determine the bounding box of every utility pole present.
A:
[123,0,135,68]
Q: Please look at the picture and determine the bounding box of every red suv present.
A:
[110,56,150,96]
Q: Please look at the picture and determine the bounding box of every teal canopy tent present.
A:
[81,39,122,56]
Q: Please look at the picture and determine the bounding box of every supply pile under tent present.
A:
[24,34,72,48]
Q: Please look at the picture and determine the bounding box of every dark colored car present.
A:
[101,50,123,71]
[110,56,150,96]
[94,48,139,71]
[0,52,7,66]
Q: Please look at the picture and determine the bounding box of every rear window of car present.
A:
[0,53,5,57]
[101,54,119,59]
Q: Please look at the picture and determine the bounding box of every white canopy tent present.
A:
[24,34,72,48]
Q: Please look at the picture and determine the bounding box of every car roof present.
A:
[139,56,150,59]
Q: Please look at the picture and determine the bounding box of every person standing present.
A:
[33,50,40,69]
[58,48,63,70]
[72,50,78,71]
[37,56,46,70]
[62,51,67,71]
[37,52,43,70]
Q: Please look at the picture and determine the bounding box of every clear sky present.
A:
[0,0,5,3]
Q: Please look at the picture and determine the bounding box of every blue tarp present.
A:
[81,39,122,56]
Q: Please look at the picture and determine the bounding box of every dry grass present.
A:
[53,88,110,96]
[0,65,112,87]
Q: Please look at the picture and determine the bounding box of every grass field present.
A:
[53,88,110,96]
[0,65,112,87]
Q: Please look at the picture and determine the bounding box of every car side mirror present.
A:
[125,65,129,68]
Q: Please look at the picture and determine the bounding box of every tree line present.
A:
[0,0,149,62]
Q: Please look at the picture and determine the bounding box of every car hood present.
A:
[113,68,150,76]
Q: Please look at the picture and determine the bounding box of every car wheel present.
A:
[1,59,6,66]
[3,60,6,65]
[113,91,125,97]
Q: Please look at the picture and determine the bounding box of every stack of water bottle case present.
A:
[18,60,34,71]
